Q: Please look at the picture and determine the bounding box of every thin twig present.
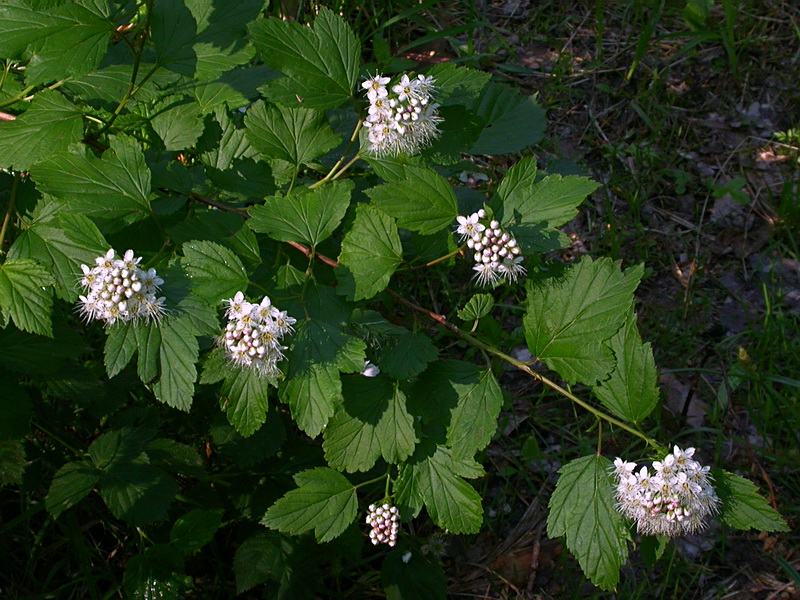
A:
[0,175,20,254]
[189,193,248,217]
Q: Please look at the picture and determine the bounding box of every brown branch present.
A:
[385,288,459,334]
[285,240,340,268]
[190,192,248,218]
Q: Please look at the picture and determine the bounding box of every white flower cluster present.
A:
[455,209,525,286]
[220,291,296,378]
[77,249,166,325]
[361,73,442,156]
[366,502,399,547]
[612,446,721,537]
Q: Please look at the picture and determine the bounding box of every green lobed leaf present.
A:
[249,180,352,247]
[493,156,600,228]
[364,153,424,182]
[150,98,205,151]
[377,331,438,380]
[192,65,279,113]
[244,101,341,167]
[713,469,789,532]
[0,90,83,171]
[104,321,138,378]
[593,313,660,422]
[199,107,258,170]
[99,462,178,526]
[175,294,218,336]
[234,532,319,599]
[0,1,113,86]
[426,62,491,105]
[234,532,285,594]
[182,240,248,302]
[639,535,669,568]
[249,7,360,109]
[338,204,403,301]
[262,467,358,543]
[45,462,99,518]
[457,293,494,321]
[134,321,161,383]
[152,317,199,412]
[145,438,206,478]
[123,544,185,600]
[349,310,437,379]
[547,455,629,591]
[63,63,172,105]
[365,166,459,235]
[0,439,27,487]
[422,105,484,165]
[395,443,483,534]
[220,366,272,437]
[413,361,503,459]
[0,257,54,337]
[200,346,229,385]
[169,509,224,554]
[323,376,416,472]
[382,548,447,600]
[32,136,152,221]
[524,257,643,385]
[280,362,342,439]
[466,82,546,155]
[151,0,266,81]
[88,427,154,470]
[286,315,366,377]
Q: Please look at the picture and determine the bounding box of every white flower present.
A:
[254,296,273,322]
[362,74,390,102]
[455,214,525,286]
[95,248,115,268]
[362,361,381,377]
[224,291,249,320]
[392,74,414,102]
[455,213,486,241]
[611,446,720,537]
[613,458,636,478]
[219,292,295,379]
[473,262,500,286]
[362,72,441,157]
[77,249,166,325]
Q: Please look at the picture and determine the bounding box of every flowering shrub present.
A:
[0,3,787,598]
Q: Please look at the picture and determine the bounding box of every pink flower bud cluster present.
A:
[77,249,166,325]
[361,73,441,156]
[612,446,720,537]
[366,503,399,547]
[455,210,525,286]
[219,291,296,378]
